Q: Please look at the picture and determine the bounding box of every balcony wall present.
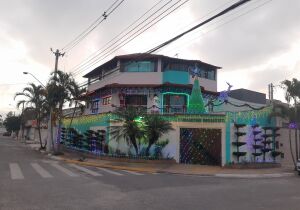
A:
[88,72,162,92]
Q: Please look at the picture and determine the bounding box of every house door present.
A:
[180,128,221,165]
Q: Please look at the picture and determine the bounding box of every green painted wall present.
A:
[162,70,189,84]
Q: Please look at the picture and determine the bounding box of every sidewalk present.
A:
[25,141,296,178]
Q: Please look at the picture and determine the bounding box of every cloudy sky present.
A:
[0,0,299,117]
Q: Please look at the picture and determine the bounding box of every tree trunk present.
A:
[130,136,139,155]
[55,102,64,153]
[37,117,43,150]
[69,101,77,128]
[289,128,296,169]
[146,144,151,156]
[295,129,298,161]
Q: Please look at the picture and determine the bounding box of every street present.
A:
[0,137,300,210]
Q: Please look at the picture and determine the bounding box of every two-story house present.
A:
[83,53,220,115]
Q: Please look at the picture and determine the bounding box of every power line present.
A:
[139,0,237,52]
[62,0,125,52]
[73,0,190,77]
[158,0,271,55]
[146,0,252,54]
[70,0,168,75]
[72,0,247,77]
[74,0,271,87]
[72,0,255,87]
[71,0,177,76]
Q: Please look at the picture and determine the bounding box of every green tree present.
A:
[68,82,86,128]
[110,106,145,155]
[15,83,46,149]
[46,70,80,152]
[143,114,173,156]
[281,78,300,163]
[3,112,21,134]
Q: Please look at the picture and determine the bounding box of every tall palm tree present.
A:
[15,83,46,149]
[46,70,77,153]
[110,106,145,155]
[281,78,300,161]
[143,114,174,156]
[68,81,86,128]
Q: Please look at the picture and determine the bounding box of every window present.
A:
[163,94,187,113]
[91,100,99,114]
[201,69,215,80]
[163,62,188,72]
[124,61,155,72]
[125,95,147,106]
[102,96,112,106]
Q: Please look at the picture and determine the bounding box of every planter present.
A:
[234,123,246,128]
[252,152,262,156]
[271,151,281,157]
[261,148,272,153]
[261,134,273,138]
[232,152,247,157]
[232,142,246,147]
[252,145,262,149]
[235,132,247,137]
[261,140,273,145]
[253,131,262,136]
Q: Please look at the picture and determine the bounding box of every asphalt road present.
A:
[0,137,300,210]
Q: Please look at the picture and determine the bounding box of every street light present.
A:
[23,72,46,88]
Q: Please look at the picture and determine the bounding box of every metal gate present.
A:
[180,128,221,165]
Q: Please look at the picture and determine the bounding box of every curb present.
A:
[215,172,295,178]
[61,158,158,174]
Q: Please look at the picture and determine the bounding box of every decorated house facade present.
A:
[62,53,284,166]
[83,53,219,115]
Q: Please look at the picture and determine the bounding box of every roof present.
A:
[229,88,266,105]
[85,82,219,96]
[83,53,221,78]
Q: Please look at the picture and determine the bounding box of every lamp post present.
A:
[23,72,46,88]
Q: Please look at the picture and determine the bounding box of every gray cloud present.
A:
[190,0,300,70]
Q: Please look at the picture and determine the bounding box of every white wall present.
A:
[88,72,162,92]
[196,77,217,92]
[107,121,226,165]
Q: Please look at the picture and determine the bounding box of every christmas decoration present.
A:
[187,78,206,114]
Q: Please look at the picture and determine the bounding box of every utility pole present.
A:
[47,48,65,153]
[268,83,274,102]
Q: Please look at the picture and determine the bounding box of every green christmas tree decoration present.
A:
[187,78,206,114]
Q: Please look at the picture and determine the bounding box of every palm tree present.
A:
[143,114,174,156]
[68,81,86,128]
[15,83,46,149]
[46,70,78,153]
[110,106,145,155]
[281,78,300,161]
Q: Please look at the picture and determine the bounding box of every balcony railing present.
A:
[162,105,187,114]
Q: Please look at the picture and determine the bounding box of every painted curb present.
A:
[215,173,295,178]
[62,159,158,174]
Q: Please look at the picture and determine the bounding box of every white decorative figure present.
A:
[151,94,160,113]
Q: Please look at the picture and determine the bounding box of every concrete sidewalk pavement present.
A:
[24,141,296,178]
